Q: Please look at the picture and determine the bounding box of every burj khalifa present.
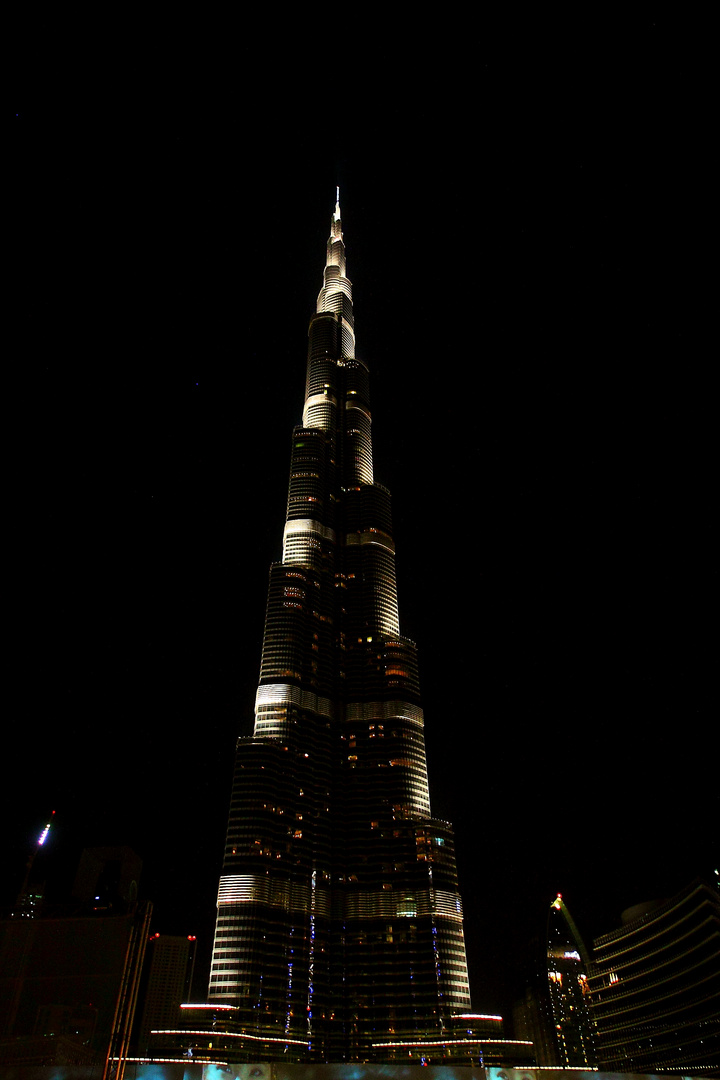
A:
[208,192,471,1063]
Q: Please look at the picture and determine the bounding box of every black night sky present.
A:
[8,13,716,1021]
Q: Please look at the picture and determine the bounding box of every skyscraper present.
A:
[512,894,596,1068]
[544,895,596,1067]
[136,933,197,1056]
[207,193,471,1063]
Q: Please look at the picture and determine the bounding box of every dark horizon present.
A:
[7,13,717,1023]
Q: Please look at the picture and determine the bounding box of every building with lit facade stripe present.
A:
[588,877,720,1071]
[544,894,596,1067]
[512,894,596,1068]
[207,194,472,1063]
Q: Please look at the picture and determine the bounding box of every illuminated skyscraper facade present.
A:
[512,894,596,1068]
[545,895,596,1067]
[208,194,471,1062]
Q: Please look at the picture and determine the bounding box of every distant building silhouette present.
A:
[588,877,720,1070]
[72,845,142,914]
[0,846,150,1069]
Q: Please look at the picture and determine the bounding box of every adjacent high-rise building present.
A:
[544,894,596,1067]
[588,877,720,1071]
[512,894,596,1068]
[135,933,197,1056]
[207,193,471,1063]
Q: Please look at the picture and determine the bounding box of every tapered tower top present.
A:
[315,191,353,349]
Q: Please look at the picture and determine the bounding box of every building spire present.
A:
[315,192,353,358]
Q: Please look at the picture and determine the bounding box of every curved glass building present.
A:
[588,877,720,1071]
[207,193,471,1063]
